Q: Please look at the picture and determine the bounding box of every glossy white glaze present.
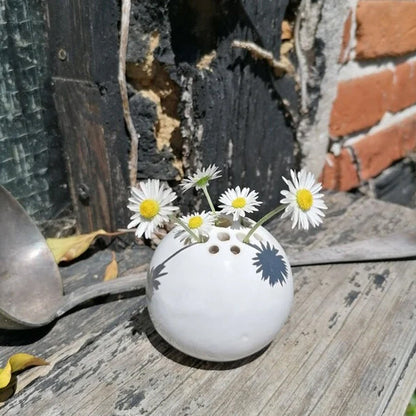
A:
[146,224,293,362]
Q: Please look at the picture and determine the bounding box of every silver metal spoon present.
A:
[0,185,146,330]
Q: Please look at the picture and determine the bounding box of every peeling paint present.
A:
[328,312,339,329]
[344,290,360,307]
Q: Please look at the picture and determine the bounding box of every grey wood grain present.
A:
[1,193,416,416]
[288,230,416,265]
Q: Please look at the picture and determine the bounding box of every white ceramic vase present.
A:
[146,222,293,362]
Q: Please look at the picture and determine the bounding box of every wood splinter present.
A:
[118,0,139,188]
[231,40,295,77]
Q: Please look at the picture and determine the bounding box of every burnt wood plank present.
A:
[174,0,295,217]
[127,0,296,217]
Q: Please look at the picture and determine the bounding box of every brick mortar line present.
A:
[345,145,362,184]
[342,0,359,62]
[339,105,416,146]
[338,52,416,82]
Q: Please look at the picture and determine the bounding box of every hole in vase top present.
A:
[200,234,209,243]
[209,245,219,254]
[217,232,230,241]
[216,216,232,228]
[230,245,240,255]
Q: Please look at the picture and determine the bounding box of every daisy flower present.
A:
[127,179,178,239]
[280,169,327,230]
[180,164,222,192]
[175,211,215,243]
[218,186,262,221]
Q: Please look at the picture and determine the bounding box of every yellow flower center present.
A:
[139,199,159,219]
[296,189,313,211]
[232,197,246,209]
[188,215,203,229]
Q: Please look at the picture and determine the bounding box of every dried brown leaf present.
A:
[103,251,118,281]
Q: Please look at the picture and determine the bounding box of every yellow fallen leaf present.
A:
[47,229,126,263]
[0,362,11,390]
[0,353,48,389]
[9,353,48,373]
[103,251,118,281]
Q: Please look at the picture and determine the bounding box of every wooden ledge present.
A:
[1,192,415,415]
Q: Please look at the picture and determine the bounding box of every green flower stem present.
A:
[171,216,201,242]
[202,186,217,215]
[243,204,287,243]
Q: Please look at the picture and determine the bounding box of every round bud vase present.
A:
[146,220,293,362]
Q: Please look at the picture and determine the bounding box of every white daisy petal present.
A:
[218,186,262,222]
[290,170,299,189]
[310,182,322,193]
[127,217,141,229]
[313,199,328,210]
[135,222,149,239]
[180,164,222,192]
[280,169,326,230]
[126,179,178,239]
[175,211,215,243]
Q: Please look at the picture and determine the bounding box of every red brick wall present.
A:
[321,0,416,191]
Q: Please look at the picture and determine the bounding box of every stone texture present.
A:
[330,61,416,137]
[329,71,393,137]
[296,0,352,177]
[371,158,416,208]
[320,149,360,191]
[390,61,416,113]
[322,114,416,191]
[353,126,402,181]
[353,114,416,181]
[356,0,416,60]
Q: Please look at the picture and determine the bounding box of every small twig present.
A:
[118,0,139,187]
[231,40,295,77]
[115,228,137,234]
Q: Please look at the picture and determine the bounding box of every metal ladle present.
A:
[1,185,415,330]
[0,185,146,330]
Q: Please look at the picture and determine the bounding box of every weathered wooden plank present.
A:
[1,193,416,416]
[46,0,130,232]
[0,245,152,358]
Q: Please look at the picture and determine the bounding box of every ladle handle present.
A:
[56,272,147,319]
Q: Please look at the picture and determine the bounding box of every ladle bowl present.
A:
[0,185,145,329]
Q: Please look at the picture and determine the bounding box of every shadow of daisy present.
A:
[251,242,289,287]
